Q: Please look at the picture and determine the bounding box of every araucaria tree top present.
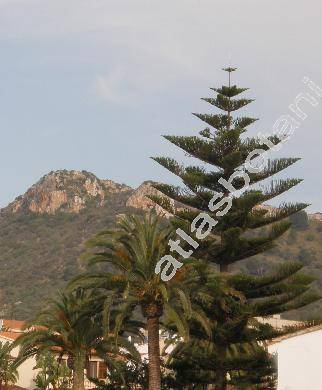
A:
[152,67,307,274]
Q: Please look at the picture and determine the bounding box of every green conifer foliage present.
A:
[152,68,319,389]
[151,67,307,272]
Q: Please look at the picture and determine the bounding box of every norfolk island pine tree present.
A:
[150,68,320,388]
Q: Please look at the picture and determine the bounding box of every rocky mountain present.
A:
[3,170,132,215]
[0,170,165,319]
[0,170,321,321]
[308,212,322,221]
[126,181,175,217]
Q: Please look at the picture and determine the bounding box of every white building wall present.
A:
[268,328,322,390]
[15,356,38,389]
[0,335,38,389]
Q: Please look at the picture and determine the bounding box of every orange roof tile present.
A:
[2,319,26,330]
[0,331,24,341]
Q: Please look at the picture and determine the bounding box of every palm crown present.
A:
[16,289,140,390]
[78,213,209,390]
[82,214,201,332]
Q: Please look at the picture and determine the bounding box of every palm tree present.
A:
[16,289,141,390]
[0,341,20,390]
[75,214,206,390]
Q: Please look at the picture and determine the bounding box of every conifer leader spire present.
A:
[151,67,308,272]
[151,68,318,389]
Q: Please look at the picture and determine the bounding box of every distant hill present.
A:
[0,170,155,319]
[0,169,321,320]
[236,211,322,320]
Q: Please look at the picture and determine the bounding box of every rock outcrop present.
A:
[2,170,173,216]
[126,182,174,217]
[308,212,322,221]
[3,170,132,214]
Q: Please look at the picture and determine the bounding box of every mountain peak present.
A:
[3,170,132,215]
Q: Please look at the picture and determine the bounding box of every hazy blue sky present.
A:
[0,0,322,211]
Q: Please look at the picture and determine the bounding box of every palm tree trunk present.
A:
[72,352,85,390]
[147,316,161,390]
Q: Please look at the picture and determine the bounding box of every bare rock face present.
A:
[308,212,322,221]
[101,179,132,193]
[126,182,174,217]
[4,170,132,215]
[1,171,174,217]
[253,204,277,215]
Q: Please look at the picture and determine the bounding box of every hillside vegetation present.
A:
[237,212,322,320]
[0,171,321,320]
[0,190,139,319]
